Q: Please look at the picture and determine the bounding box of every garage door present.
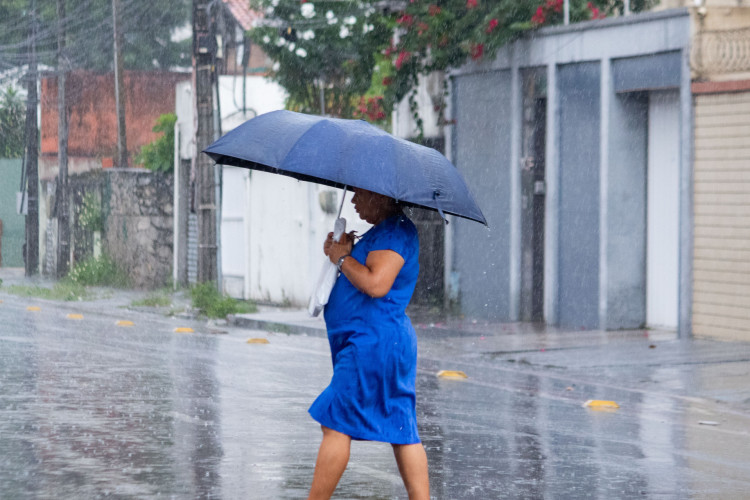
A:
[693,89,750,341]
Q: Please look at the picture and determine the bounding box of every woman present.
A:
[307,188,430,500]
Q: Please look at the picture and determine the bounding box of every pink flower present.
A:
[531,6,546,25]
[587,2,606,19]
[382,76,393,86]
[395,51,411,69]
[470,43,484,60]
[428,4,441,16]
[466,0,478,9]
[486,18,499,34]
[397,14,414,26]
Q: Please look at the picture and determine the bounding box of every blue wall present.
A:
[607,93,648,329]
[453,70,512,320]
[557,62,601,329]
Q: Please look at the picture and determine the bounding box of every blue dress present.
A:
[308,214,421,445]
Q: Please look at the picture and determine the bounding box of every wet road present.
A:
[1,293,750,499]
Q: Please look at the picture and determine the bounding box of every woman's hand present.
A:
[323,230,405,298]
[324,231,355,264]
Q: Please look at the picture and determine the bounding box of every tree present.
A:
[249,0,391,120]
[0,0,191,74]
[0,86,25,158]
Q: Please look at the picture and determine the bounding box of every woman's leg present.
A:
[308,426,352,500]
[392,443,430,500]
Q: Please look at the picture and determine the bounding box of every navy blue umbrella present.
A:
[203,110,487,225]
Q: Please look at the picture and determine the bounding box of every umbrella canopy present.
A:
[203,110,487,225]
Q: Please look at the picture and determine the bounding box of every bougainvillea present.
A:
[249,0,656,129]
[377,0,656,133]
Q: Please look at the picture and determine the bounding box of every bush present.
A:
[68,255,129,287]
[130,290,173,308]
[190,282,257,318]
[135,113,177,173]
[77,192,104,232]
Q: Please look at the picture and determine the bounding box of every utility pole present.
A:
[56,0,70,277]
[113,0,128,168]
[193,0,217,283]
[24,0,39,276]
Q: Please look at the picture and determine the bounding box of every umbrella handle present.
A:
[433,191,450,225]
[337,186,348,219]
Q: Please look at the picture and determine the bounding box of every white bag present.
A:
[308,217,347,317]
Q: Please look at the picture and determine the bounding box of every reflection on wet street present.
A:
[1,295,749,498]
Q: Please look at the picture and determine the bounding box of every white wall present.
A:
[392,72,446,140]
[647,90,680,330]
[218,76,288,131]
[243,177,370,305]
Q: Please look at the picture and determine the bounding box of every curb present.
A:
[229,314,328,338]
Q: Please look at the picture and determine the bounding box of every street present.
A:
[1,289,750,499]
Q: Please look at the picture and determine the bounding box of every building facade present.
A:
[445,9,694,335]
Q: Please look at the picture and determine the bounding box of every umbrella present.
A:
[203,110,487,225]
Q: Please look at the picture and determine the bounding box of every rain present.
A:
[1,0,750,498]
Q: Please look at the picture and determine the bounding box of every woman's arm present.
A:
[324,232,405,298]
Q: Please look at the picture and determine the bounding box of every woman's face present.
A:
[351,188,392,224]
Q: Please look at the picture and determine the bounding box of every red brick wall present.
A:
[41,70,189,163]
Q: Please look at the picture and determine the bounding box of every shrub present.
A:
[190,282,257,318]
[131,290,172,308]
[68,255,129,287]
[77,192,104,232]
[7,281,88,301]
[135,113,177,173]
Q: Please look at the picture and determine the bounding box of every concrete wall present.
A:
[104,170,173,289]
[452,71,512,320]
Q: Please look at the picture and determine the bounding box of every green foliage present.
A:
[67,255,129,288]
[249,0,391,120]
[131,290,173,308]
[6,281,89,301]
[76,192,104,232]
[0,87,25,158]
[190,282,258,318]
[135,113,177,173]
